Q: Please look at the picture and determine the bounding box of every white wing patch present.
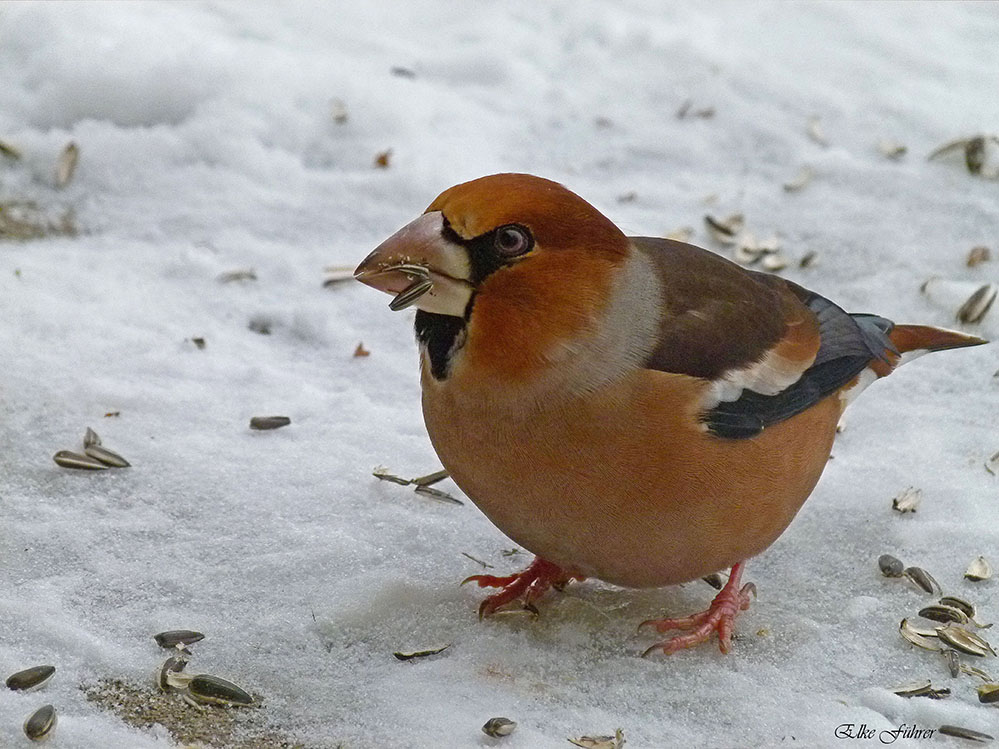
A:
[702,347,810,408]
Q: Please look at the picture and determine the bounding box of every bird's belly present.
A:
[422,369,840,589]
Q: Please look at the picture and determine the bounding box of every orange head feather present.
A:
[425,174,630,382]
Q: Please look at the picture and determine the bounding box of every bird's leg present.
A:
[640,561,756,656]
[462,556,581,618]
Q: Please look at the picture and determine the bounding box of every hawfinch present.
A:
[354,173,986,655]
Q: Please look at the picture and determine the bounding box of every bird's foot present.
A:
[462,556,580,618]
[640,561,756,656]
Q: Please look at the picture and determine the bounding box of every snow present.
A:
[1,1,997,747]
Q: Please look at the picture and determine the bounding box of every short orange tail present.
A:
[889,324,988,356]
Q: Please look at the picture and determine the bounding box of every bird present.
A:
[353,173,987,656]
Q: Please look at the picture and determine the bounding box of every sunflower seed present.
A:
[83,427,101,448]
[53,450,109,470]
[23,704,57,741]
[783,166,814,192]
[938,725,993,743]
[878,140,907,160]
[919,605,970,625]
[482,717,517,738]
[900,618,942,651]
[986,452,999,477]
[799,250,818,269]
[569,729,625,749]
[6,666,55,692]
[936,625,995,658]
[55,142,79,187]
[84,445,130,468]
[967,556,993,582]
[879,554,904,577]
[217,269,257,283]
[157,656,190,692]
[393,644,450,661]
[904,566,941,595]
[372,466,411,485]
[761,252,789,272]
[964,136,987,174]
[414,484,463,505]
[412,469,449,486]
[957,284,998,324]
[389,277,434,311]
[704,214,744,245]
[154,630,205,649]
[892,486,921,513]
[702,573,724,590]
[249,416,291,430]
[943,648,961,678]
[186,674,254,706]
[978,683,999,704]
[891,679,932,697]
[968,246,992,268]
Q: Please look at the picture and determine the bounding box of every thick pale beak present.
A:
[354,211,474,317]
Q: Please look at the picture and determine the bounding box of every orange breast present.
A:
[422,368,840,588]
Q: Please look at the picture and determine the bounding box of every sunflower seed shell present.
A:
[879,554,904,577]
[53,450,109,470]
[6,666,55,692]
[482,717,517,737]
[23,704,57,741]
[84,445,130,467]
[154,630,204,649]
[186,674,254,706]
[938,725,993,743]
[978,683,999,704]
[936,625,995,658]
[904,566,941,595]
[966,556,993,582]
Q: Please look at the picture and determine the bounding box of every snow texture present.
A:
[1,2,998,747]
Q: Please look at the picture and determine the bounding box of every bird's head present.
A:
[355,173,629,383]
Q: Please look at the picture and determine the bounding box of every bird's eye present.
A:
[493,225,532,257]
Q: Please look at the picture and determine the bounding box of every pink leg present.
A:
[640,561,756,656]
[463,556,582,618]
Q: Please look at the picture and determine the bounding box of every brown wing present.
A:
[631,237,896,438]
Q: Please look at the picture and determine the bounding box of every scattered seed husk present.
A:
[374,149,392,168]
[676,99,714,119]
[807,116,828,146]
[978,683,999,704]
[216,269,257,283]
[704,214,744,245]
[987,452,999,477]
[963,663,995,682]
[83,427,101,448]
[412,469,449,486]
[249,416,291,431]
[900,618,942,651]
[968,246,992,268]
[892,486,921,513]
[393,644,450,661]
[938,725,993,743]
[55,141,79,187]
[702,573,724,590]
[53,450,109,470]
[799,250,818,269]
[6,666,55,692]
[248,318,271,335]
[157,656,190,692]
[783,166,814,192]
[372,467,411,485]
[23,704,56,741]
[390,66,416,79]
[414,484,462,505]
[761,252,789,272]
[879,554,904,578]
[482,717,517,738]
[733,238,763,265]
[462,552,493,569]
[936,624,995,658]
[944,648,962,678]
[957,284,997,324]
[388,277,433,311]
[919,605,970,626]
[353,342,370,357]
[191,337,206,350]
[904,566,941,595]
[104,411,120,418]
[0,139,22,159]
[878,140,907,160]
[331,98,348,124]
[154,630,205,649]
[186,674,254,707]
[966,556,993,582]
[940,597,976,619]
[84,444,130,468]
[568,729,625,749]
[664,226,693,243]
[616,191,637,204]
[891,678,932,697]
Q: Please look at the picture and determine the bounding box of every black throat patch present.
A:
[414,310,466,380]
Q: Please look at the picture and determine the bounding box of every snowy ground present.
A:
[1,2,998,747]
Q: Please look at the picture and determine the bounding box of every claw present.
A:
[464,557,579,617]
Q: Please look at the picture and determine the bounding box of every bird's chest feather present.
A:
[421,365,841,588]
